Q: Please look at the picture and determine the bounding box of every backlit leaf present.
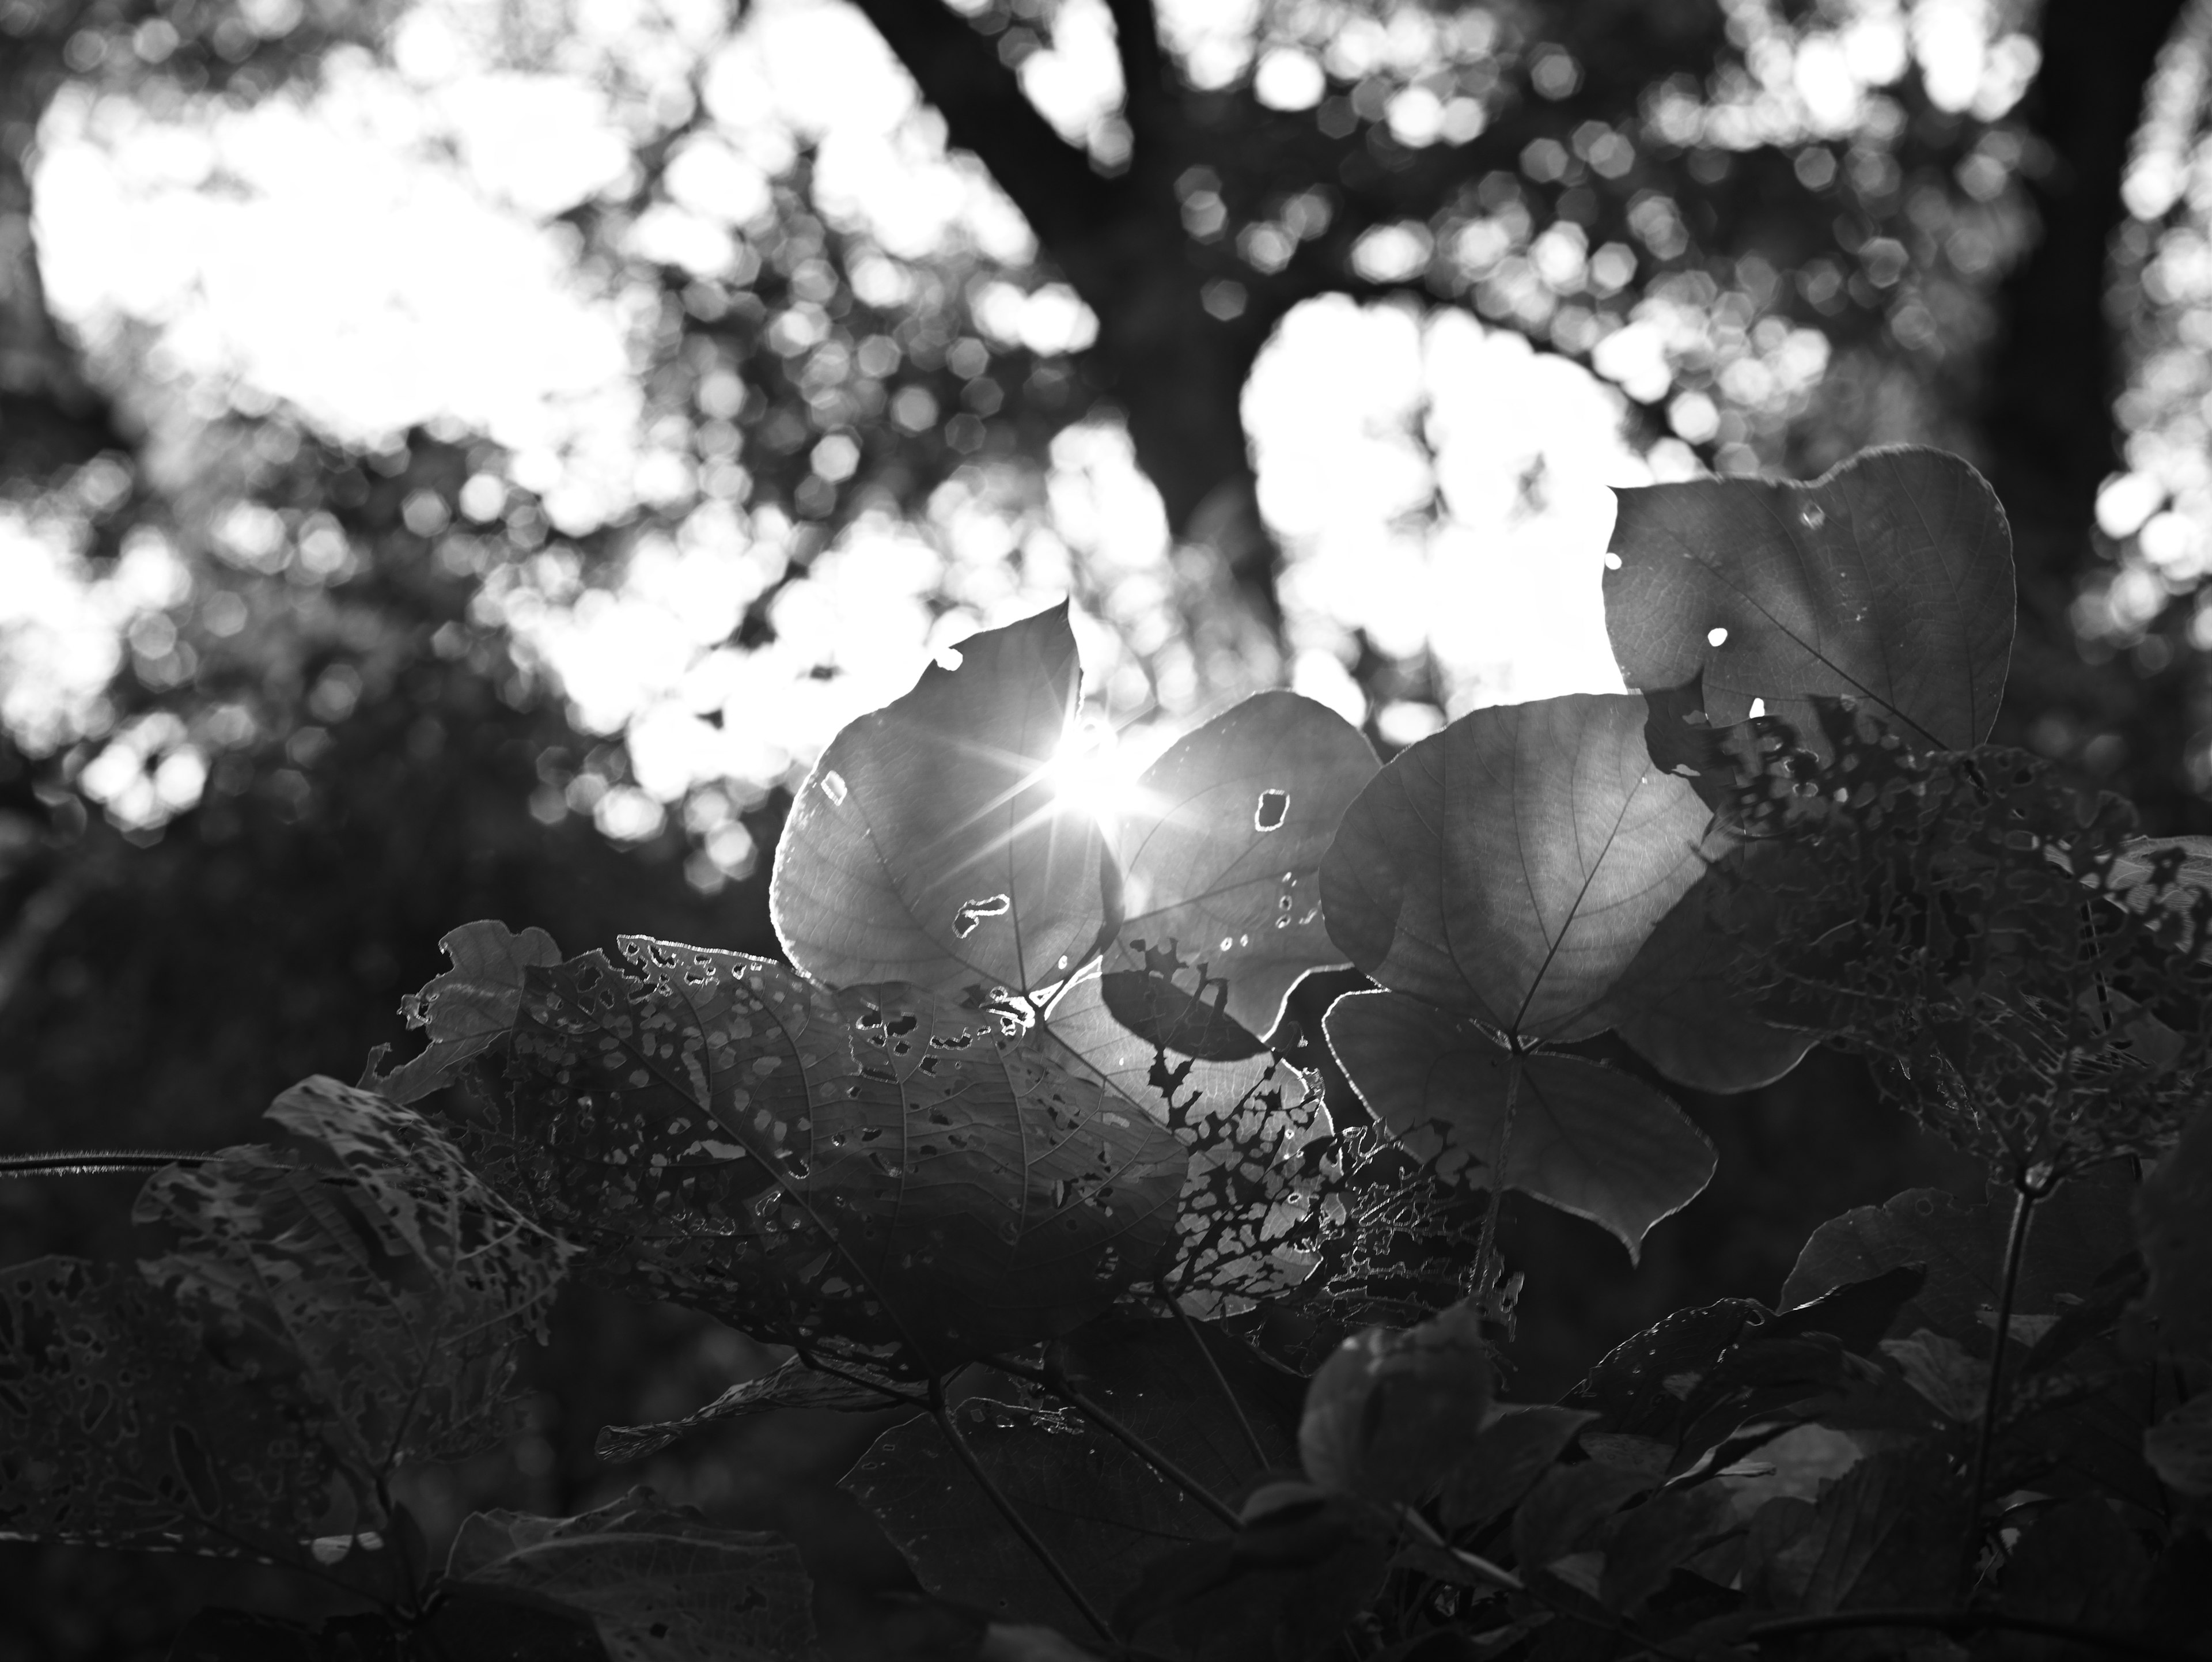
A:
[0,1256,338,1559]
[1324,990,1715,1258]
[1605,445,2014,751]
[1114,691,1378,1043]
[449,1487,820,1662]
[1585,862,1819,1094]
[1320,694,1711,1039]
[369,920,562,1104]
[470,938,1186,1374]
[770,604,1119,1000]
[137,1076,573,1477]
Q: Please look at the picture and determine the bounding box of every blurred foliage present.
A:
[0,0,2202,1653]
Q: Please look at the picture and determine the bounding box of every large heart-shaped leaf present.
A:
[770,604,1119,1000]
[1605,446,2014,751]
[1115,691,1378,1042]
[1323,990,1715,1258]
[1587,863,1820,1094]
[1040,966,1338,1312]
[138,1076,574,1477]
[468,937,1186,1375]
[0,1256,340,1559]
[448,1487,820,1661]
[1320,693,1711,1040]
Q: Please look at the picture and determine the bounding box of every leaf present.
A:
[1560,1298,1770,1440]
[845,1396,1219,1636]
[1998,1496,2152,1627]
[137,1076,573,1477]
[1736,1449,1960,1613]
[1437,1406,1598,1532]
[1040,967,1336,1313]
[1321,693,1712,1039]
[2137,1107,2212,1360]
[1876,1330,1987,1421]
[449,1487,820,1662]
[770,604,1119,1000]
[1604,445,2014,752]
[472,938,1187,1375]
[1510,1463,1653,1574]
[595,1355,916,1463]
[1051,1316,1305,1497]
[1297,1302,1494,1504]
[1779,1179,2141,1349]
[1324,990,1715,1258]
[1585,862,1819,1094]
[370,921,563,1103]
[1114,691,1379,1042]
[2146,1391,2212,1497]
[0,1256,339,1558]
[1599,1482,1734,1613]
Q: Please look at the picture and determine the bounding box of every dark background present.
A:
[0,0,2192,1652]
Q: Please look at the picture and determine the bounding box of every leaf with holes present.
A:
[1324,990,1714,1258]
[448,1486,821,1661]
[770,604,1119,1000]
[469,938,1186,1375]
[137,1077,574,1478]
[368,920,563,1103]
[1040,964,1338,1313]
[1605,446,2013,752]
[1320,693,1712,1039]
[0,1256,340,1559]
[1113,691,1378,1044]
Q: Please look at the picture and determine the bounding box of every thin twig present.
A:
[1033,1358,1241,1528]
[1959,1172,2043,1597]
[1745,1607,2200,1661]
[0,1149,209,1179]
[1160,1281,1270,1470]
[929,1379,1113,1642]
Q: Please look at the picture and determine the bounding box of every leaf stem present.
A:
[1744,1607,2199,1661]
[1161,1282,1271,1471]
[928,1379,1113,1642]
[1959,1171,2043,1597]
[1028,1357,1241,1528]
[1473,1049,1522,1305]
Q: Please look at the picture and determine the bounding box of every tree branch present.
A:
[844,0,1118,260]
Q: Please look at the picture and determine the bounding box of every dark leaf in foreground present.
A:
[1438,1406,1598,1533]
[1321,693,1710,1038]
[2137,1107,2212,1360]
[448,1486,820,1662]
[1325,990,1715,1258]
[1298,1301,1493,1505]
[1605,445,2014,752]
[771,603,1119,1000]
[0,1256,336,1559]
[1736,1450,1960,1614]
[138,1076,573,1476]
[845,1396,1218,1637]
[474,939,1185,1373]
[1781,1178,2139,1348]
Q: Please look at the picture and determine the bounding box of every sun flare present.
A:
[1039,722,1150,830]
